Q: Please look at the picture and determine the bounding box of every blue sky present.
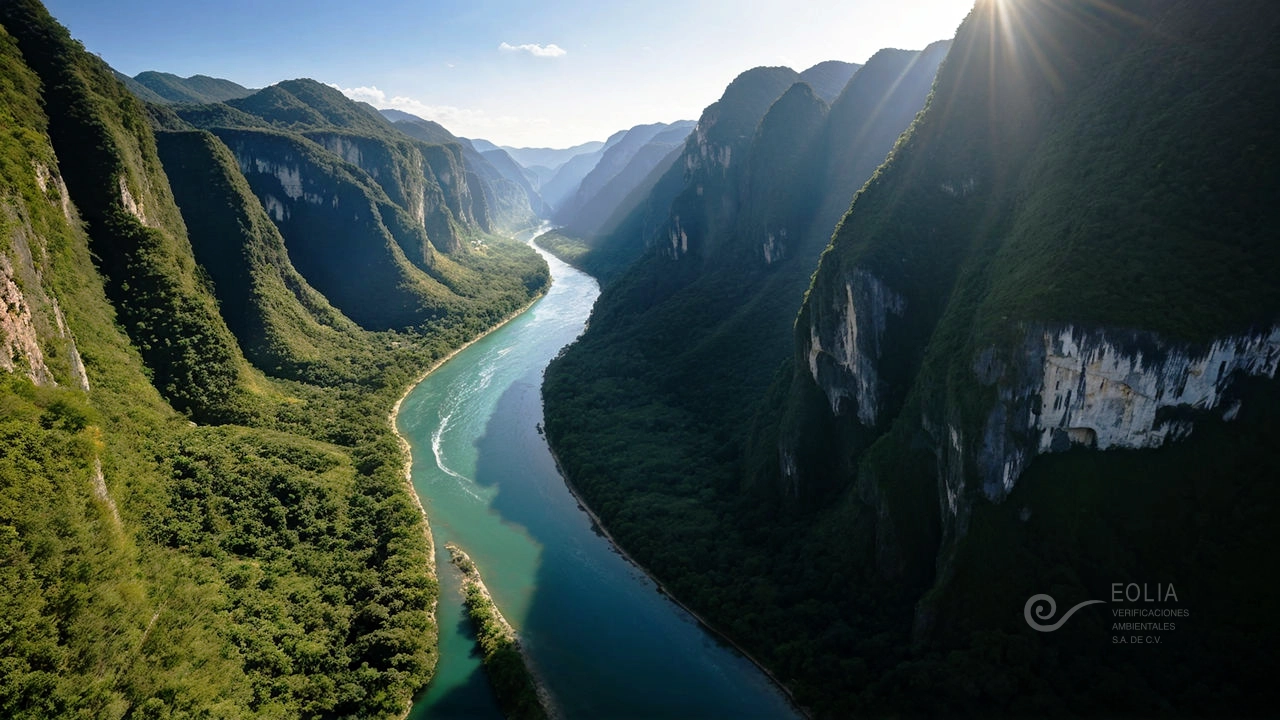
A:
[44,0,974,147]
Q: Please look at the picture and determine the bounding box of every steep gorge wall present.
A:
[773,1,1280,656]
[2,0,251,422]
[213,128,452,330]
[304,131,473,253]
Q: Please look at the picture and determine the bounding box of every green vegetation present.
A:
[0,2,549,717]
[154,130,365,378]
[543,0,1280,716]
[532,230,590,268]
[131,71,254,105]
[541,44,946,716]
[447,545,550,720]
[2,0,254,423]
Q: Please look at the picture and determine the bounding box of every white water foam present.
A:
[475,362,498,394]
[431,409,484,502]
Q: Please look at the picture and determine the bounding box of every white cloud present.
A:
[328,83,552,143]
[498,41,567,58]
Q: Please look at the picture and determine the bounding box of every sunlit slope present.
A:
[0,1,552,716]
[754,0,1280,715]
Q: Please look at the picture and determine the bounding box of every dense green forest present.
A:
[541,41,950,715]
[0,1,547,717]
[542,0,1280,716]
[7,0,1280,716]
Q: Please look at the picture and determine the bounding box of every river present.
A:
[397,232,800,719]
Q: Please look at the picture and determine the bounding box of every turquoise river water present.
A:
[398,232,800,719]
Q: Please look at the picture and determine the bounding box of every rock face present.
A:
[213,128,447,330]
[963,323,1280,503]
[1033,326,1280,452]
[0,252,54,385]
[765,0,1280,681]
[375,114,538,230]
[305,130,471,253]
[804,270,905,424]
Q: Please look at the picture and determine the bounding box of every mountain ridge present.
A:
[541,45,951,715]
[133,70,255,104]
[542,0,1280,713]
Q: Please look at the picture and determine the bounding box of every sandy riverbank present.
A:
[388,290,546,570]
[388,289,545,720]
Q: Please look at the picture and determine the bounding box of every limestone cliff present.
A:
[803,270,904,425]
[768,4,1280,689]
[212,128,453,330]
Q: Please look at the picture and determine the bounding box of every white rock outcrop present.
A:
[805,270,905,425]
[234,150,327,206]
[34,163,73,223]
[666,216,689,259]
[1,253,54,386]
[1033,325,1280,453]
[50,298,89,391]
[119,176,148,223]
[762,229,786,264]
[263,194,289,222]
[972,323,1280,502]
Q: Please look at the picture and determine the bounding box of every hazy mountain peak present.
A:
[379,107,429,124]
[798,60,862,101]
[499,141,607,171]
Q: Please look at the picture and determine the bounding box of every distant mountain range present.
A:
[499,141,605,171]
[553,120,696,233]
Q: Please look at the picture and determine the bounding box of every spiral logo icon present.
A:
[1024,593,1104,632]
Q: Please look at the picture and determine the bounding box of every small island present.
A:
[446,543,554,720]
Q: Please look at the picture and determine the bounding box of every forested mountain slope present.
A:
[798,59,861,101]
[0,1,548,716]
[153,78,547,332]
[545,0,1280,715]
[761,0,1280,712]
[541,44,949,715]
[132,70,255,104]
